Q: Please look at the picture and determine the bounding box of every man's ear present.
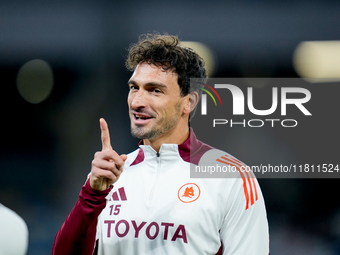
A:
[185,91,199,113]
[190,91,199,112]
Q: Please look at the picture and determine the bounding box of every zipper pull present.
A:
[156,152,160,157]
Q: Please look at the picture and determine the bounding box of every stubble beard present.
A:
[131,103,182,140]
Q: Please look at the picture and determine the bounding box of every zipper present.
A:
[148,151,161,206]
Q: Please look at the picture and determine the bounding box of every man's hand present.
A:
[90,118,127,191]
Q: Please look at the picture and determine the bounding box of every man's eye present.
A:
[153,88,161,93]
[130,85,138,90]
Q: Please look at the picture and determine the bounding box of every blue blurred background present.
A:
[1,0,340,254]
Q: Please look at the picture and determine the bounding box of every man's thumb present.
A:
[120,154,128,162]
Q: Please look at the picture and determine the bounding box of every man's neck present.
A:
[143,124,190,152]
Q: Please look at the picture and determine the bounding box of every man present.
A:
[0,203,29,255]
[53,34,269,255]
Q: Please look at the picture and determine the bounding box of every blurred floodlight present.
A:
[181,41,216,77]
[293,41,340,82]
[16,59,54,104]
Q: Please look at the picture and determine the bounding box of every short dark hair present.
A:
[125,34,206,97]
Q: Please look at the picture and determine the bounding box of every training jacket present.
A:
[53,129,269,255]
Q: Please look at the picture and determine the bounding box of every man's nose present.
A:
[130,90,147,108]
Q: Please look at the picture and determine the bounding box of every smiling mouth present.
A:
[134,114,152,120]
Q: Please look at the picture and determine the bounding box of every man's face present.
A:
[127,62,187,140]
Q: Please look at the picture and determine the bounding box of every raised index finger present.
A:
[100,118,112,151]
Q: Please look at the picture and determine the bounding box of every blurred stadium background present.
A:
[1,0,340,254]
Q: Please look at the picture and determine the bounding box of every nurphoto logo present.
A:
[193,78,312,128]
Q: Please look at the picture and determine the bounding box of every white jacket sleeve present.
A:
[219,177,269,255]
[0,204,29,255]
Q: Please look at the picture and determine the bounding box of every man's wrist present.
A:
[82,179,113,199]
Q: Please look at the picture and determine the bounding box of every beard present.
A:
[131,103,182,140]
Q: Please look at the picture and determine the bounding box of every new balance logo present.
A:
[110,187,127,201]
